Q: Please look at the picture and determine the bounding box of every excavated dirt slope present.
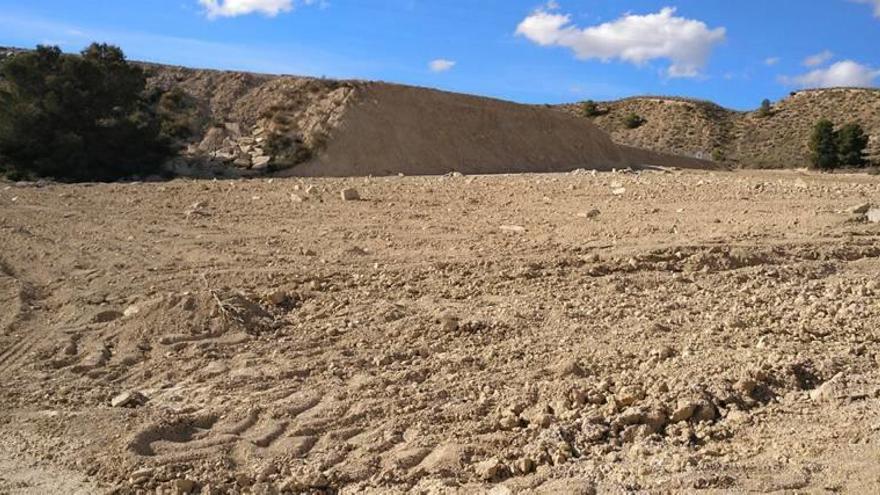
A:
[142,64,717,177]
[561,89,880,168]
[2,169,880,493]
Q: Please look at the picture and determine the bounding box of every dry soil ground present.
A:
[1,169,880,494]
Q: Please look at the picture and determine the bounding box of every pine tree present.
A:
[0,43,169,181]
[757,99,772,117]
[809,120,838,170]
[836,123,869,167]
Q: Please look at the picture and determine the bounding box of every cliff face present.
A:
[561,89,880,168]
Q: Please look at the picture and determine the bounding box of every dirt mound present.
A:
[289,83,633,176]
[561,89,880,168]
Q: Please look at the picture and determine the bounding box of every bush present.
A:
[757,99,772,117]
[836,123,869,167]
[580,100,602,117]
[155,86,199,142]
[623,113,646,129]
[0,43,170,181]
[809,120,838,170]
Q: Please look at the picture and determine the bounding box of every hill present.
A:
[143,64,715,177]
[561,89,880,168]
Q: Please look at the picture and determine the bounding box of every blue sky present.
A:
[1,0,879,109]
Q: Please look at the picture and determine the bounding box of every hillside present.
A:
[144,64,716,177]
[561,89,880,168]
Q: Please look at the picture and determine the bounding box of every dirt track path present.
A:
[1,169,879,493]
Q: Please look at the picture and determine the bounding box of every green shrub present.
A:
[809,119,838,170]
[836,123,869,167]
[0,43,170,181]
[155,86,199,142]
[623,113,646,129]
[757,99,772,117]
[580,100,602,117]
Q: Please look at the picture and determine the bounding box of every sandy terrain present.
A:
[1,169,880,494]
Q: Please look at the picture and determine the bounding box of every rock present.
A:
[642,409,668,433]
[651,345,675,360]
[340,188,360,201]
[693,401,717,422]
[111,391,148,408]
[868,208,880,223]
[291,193,306,203]
[93,310,123,323]
[438,313,460,332]
[810,373,847,402]
[123,304,141,318]
[499,225,526,234]
[612,187,626,196]
[416,444,469,475]
[252,155,271,170]
[553,358,586,378]
[474,457,508,481]
[224,122,241,136]
[618,407,644,425]
[173,479,197,494]
[511,457,535,475]
[616,386,645,406]
[850,203,872,214]
[671,401,697,422]
[267,290,288,306]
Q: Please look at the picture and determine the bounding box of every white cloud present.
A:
[781,60,880,88]
[852,0,880,18]
[429,59,456,73]
[764,57,780,66]
[199,0,324,18]
[515,7,726,78]
[803,50,834,67]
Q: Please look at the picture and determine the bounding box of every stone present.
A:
[340,188,360,201]
[693,401,717,422]
[438,314,460,332]
[616,386,645,406]
[267,290,288,306]
[618,407,644,425]
[291,193,306,203]
[174,479,197,494]
[252,155,271,170]
[850,203,872,214]
[671,401,697,422]
[651,345,675,360]
[642,409,668,433]
[810,373,846,402]
[512,457,535,475]
[474,457,508,481]
[111,391,148,408]
[612,187,626,196]
[553,358,586,378]
[867,208,880,223]
[499,225,526,234]
[93,310,123,323]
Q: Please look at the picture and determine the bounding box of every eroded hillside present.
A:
[562,89,880,168]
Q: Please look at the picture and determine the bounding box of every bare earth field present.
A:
[1,169,880,494]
